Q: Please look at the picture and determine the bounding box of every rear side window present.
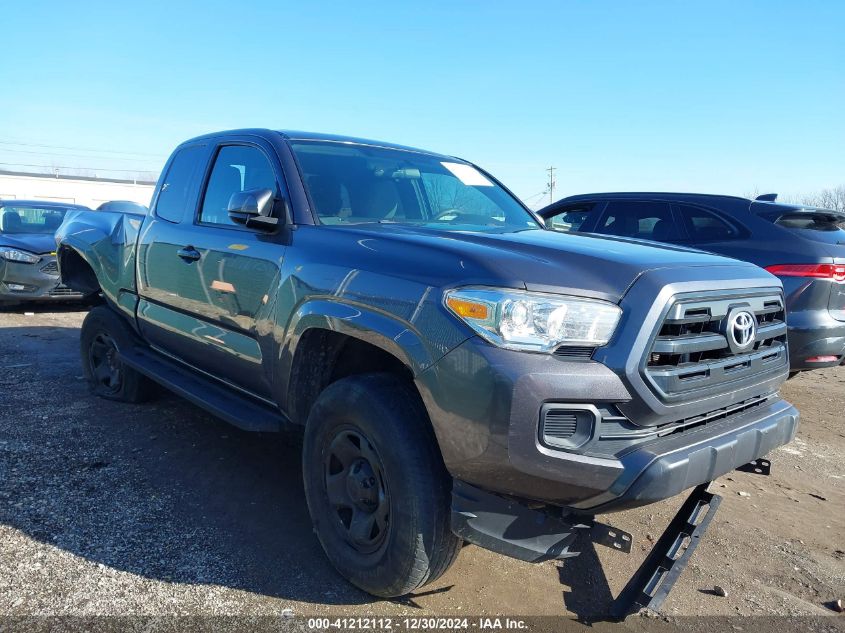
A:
[200,145,278,226]
[155,145,207,224]
[597,201,681,241]
[677,205,739,241]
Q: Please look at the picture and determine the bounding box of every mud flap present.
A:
[450,481,584,562]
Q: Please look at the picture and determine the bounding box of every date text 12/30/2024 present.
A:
[306,617,528,630]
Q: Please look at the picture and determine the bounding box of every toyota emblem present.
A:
[728,310,756,351]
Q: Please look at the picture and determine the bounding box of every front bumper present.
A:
[420,336,798,513]
[568,396,798,512]
[0,255,84,302]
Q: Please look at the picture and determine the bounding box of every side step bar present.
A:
[120,346,295,433]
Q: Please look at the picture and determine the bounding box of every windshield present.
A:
[290,141,540,231]
[0,205,70,234]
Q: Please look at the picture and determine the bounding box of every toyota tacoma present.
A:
[56,129,799,614]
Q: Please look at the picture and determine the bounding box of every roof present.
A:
[558,191,752,204]
[0,199,91,210]
[549,192,818,214]
[180,128,456,160]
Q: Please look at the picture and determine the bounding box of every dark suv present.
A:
[540,192,845,373]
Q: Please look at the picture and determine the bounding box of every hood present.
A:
[0,233,57,255]
[326,224,764,303]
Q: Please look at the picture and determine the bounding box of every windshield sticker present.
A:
[441,162,494,187]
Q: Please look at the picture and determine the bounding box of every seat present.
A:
[1,211,23,233]
[362,180,401,219]
[604,214,636,237]
[307,174,344,218]
[44,215,63,232]
[651,219,679,241]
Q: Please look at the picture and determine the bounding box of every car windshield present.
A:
[290,141,540,232]
[0,205,70,234]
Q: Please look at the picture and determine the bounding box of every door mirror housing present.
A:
[227,188,279,229]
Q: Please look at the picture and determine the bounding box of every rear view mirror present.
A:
[227,188,279,229]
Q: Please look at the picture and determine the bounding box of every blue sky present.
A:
[1,1,843,207]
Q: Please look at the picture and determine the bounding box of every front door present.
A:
[137,140,287,398]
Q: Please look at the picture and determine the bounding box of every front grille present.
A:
[49,285,83,297]
[40,260,59,275]
[645,291,787,400]
[595,395,773,456]
[543,410,578,438]
[553,345,595,359]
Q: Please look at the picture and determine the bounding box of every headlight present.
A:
[444,287,622,353]
[0,247,41,264]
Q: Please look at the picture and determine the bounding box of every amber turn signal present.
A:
[446,296,489,320]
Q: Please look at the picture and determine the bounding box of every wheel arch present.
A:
[282,299,439,426]
[57,245,101,296]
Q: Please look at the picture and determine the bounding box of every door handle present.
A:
[177,246,201,262]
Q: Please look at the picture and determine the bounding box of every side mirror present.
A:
[227,188,279,229]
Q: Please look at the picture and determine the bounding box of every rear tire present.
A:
[302,373,461,597]
[80,305,154,403]
[788,371,799,380]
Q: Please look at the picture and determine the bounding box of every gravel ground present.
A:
[0,306,843,627]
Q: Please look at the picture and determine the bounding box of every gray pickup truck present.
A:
[56,129,799,614]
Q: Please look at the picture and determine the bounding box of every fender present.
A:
[282,297,441,376]
[56,210,145,321]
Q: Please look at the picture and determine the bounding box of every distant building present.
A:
[0,169,157,208]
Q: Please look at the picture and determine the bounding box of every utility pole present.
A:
[546,166,556,204]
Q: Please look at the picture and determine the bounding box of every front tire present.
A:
[80,305,154,403]
[302,373,461,597]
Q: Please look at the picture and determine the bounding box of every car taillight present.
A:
[765,264,845,282]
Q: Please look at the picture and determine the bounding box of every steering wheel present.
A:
[433,209,504,225]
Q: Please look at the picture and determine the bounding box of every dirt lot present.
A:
[1,306,843,625]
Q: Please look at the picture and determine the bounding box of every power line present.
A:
[0,138,167,159]
[0,161,159,175]
[0,146,163,164]
[521,190,547,203]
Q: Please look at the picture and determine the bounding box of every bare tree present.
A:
[751,185,845,212]
[801,186,845,212]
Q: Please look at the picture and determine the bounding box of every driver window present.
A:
[200,145,277,226]
[598,201,681,241]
